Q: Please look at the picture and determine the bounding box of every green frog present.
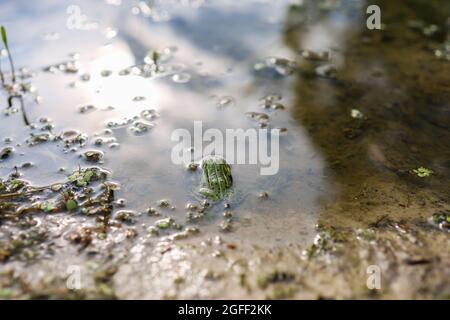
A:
[196,156,233,202]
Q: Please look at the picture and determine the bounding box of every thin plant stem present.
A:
[8,94,29,126]
[0,57,4,85]
[6,47,16,83]
[1,26,16,83]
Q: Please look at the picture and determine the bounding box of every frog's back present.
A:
[201,156,233,199]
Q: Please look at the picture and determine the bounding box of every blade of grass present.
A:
[1,26,16,83]
[0,55,4,85]
[1,26,8,48]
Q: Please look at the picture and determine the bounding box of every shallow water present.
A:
[0,0,449,299]
[0,0,332,246]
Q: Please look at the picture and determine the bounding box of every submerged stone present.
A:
[101,70,112,77]
[0,147,14,160]
[82,150,104,163]
[253,57,297,78]
[301,50,330,62]
[187,163,199,171]
[129,120,154,135]
[26,133,52,146]
[213,95,236,109]
[78,104,96,114]
[155,217,174,229]
[114,210,137,223]
[140,109,159,120]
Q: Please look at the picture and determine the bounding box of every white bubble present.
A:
[171,72,191,84]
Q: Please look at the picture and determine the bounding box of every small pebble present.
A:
[146,207,160,216]
[187,163,198,171]
[259,191,269,199]
[21,162,33,168]
[223,211,233,218]
[186,203,198,211]
[220,220,233,232]
[116,198,126,207]
[158,199,170,208]
[147,226,159,236]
